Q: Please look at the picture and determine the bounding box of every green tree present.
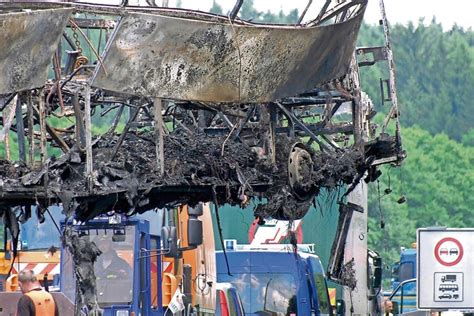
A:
[239,0,261,21]
[209,0,223,15]
[461,128,474,146]
[358,20,474,141]
[368,125,474,277]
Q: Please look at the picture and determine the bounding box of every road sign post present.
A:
[418,228,474,310]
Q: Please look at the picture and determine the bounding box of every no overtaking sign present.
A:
[418,229,474,310]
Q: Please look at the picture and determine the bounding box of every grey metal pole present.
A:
[15,95,26,162]
[83,84,93,191]
[154,98,164,176]
[343,56,370,315]
[38,89,47,164]
[27,91,35,166]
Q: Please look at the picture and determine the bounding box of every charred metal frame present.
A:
[0,0,403,221]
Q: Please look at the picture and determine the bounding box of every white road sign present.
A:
[418,228,474,310]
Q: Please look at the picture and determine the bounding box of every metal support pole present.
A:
[269,104,277,165]
[83,84,93,190]
[154,98,164,176]
[4,131,10,161]
[72,93,86,148]
[38,89,47,164]
[198,110,207,129]
[343,56,371,316]
[110,107,140,161]
[27,92,35,166]
[259,104,272,160]
[1,94,17,161]
[15,95,26,162]
[344,181,368,316]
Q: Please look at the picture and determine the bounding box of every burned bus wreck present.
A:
[0,0,403,222]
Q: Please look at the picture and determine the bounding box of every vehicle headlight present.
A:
[116,311,129,316]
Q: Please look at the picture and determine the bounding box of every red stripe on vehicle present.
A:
[41,264,57,275]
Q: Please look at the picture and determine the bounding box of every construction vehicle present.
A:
[389,278,417,315]
[216,205,385,315]
[0,203,226,315]
[0,207,62,292]
[63,204,217,315]
[216,240,339,316]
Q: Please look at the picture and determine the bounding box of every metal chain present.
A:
[71,24,82,53]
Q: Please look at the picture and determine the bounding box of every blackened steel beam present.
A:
[275,102,330,151]
[38,90,47,164]
[109,105,141,161]
[83,84,93,190]
[154,98,165,176]
[15,96,26,162]
[204,122,353,136]
[269,104,277,164]
[72,93,86,149]
[27,92,35,166]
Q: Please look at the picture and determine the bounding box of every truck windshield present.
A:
[61,226,135,306]
[398,262,414,282]
[390,280,416,314]
[20,206,63,250]
[219,272,298,315]
[307,257,331,314]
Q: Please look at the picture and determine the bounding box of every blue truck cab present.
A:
[388,247,417,314]
[60,217,164,316]
[216,243,331,316]
[391,247,417,290]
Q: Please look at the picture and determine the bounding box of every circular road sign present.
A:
[434,237,463,266]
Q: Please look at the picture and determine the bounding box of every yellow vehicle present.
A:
[0,207,62,292]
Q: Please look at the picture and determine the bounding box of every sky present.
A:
[163,0,474,31]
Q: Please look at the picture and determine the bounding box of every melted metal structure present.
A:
[92,2,366,102]
[0,7,72,94]
[0,0,404,221]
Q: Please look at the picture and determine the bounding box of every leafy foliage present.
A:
[230,0,299,24]
[358,20,474,141]
[207,0,299,24]
[209,0,223,15]
[368,125,474,273]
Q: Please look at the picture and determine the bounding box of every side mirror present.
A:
[187,218,203,247]
[392,301,399,315]
[391,262,400,279]
[161,226,178,258]
[374,267,382,290]
[336,299,345,316]
[188,204,203,216]
[187,205,203,247]
[112,228,126,242]
[373,257,382,290]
